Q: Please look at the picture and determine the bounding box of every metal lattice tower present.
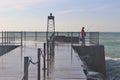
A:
[46,13,55,40]
[46,13,55,76]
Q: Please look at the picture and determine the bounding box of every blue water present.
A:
[99,32,120,80]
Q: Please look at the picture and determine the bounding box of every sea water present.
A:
[99,32,120,80]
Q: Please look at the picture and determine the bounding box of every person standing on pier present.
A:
[80,27,86,45]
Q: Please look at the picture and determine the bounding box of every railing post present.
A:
[6,32,8,45]
[35,32,37,42]
[2,32,3,46]
[5,32,6,45]
[24,57,29,80]
[38,48,41,80]
[43,43,46,78]
[21,32,23,46]
[71,32,73,44]
[47,40,49,76]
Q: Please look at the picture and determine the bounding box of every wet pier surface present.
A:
[0,42,87,80]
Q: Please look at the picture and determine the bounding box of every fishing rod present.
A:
[85,26,93,32]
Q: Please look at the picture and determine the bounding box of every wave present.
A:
[106,56,120,80]
[106,56,120,61]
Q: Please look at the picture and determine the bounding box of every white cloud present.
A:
[0,0,48,12]
[56,9,84,15]
[90,5,112,12]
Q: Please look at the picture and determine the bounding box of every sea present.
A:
[0,32,120,80]
[99,32,120,80]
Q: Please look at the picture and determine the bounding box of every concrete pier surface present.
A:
[0,43,41,80]
[0,42,87,80]
[72,44,106,80]
[48,43,87,80]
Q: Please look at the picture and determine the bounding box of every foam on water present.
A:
[106,56,120,61]
[106,57,120,80]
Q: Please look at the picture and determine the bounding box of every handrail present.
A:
[0,32,99,46]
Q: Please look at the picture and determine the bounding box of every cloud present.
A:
[56,9,85,15]
[0,0,66,12]
[90,5,113,12]
[0,0,48,12]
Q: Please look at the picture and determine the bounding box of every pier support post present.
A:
[24,57,29,80]
[43,43,46,78]
[38,48,41,80]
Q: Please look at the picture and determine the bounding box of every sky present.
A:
[0,0,120,32]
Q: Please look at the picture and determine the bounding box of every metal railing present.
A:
[0,32,99,46]
[0,32,22,45]
[89,32,99,45]
[55,32,99,45]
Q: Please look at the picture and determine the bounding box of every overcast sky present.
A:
[0,0,120,32]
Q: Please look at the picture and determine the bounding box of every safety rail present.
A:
[0,32,23,46]
[89,32,99,45]
[55,32,99,45]
[0,32,99,46]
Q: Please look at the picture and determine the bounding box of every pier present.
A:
[0,42,87,80]
[0,31,106,80]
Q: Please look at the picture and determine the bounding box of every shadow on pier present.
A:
[0,45,19,56]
